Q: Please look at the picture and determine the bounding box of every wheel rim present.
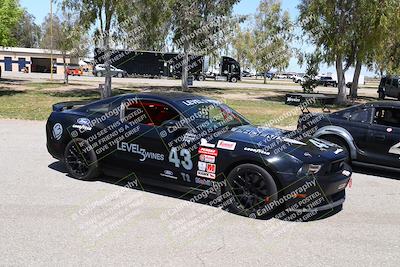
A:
[230,169,270,211]
[65,141,92,177]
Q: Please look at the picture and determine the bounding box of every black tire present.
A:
[64,138,99,180]
[230,77,238,83]
[225,163,278,219]
[117,72,123,78]
[321,135,351,163]
[96,72,103,77]
[198,75,205,81]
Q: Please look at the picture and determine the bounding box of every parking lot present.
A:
[1,119,399,266]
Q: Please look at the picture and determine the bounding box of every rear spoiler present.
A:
[52,101,92,112]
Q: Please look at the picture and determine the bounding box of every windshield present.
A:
[180,101,250,130]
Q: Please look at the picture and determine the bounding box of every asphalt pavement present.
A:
[0,119,399,266]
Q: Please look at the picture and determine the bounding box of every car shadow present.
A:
[353,166,400,181]
[48,161,341,222]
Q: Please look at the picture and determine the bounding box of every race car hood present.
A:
[221,125,346,163]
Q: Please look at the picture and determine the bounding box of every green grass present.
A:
[0,81,341,128]
[224,99,301,127]
[0,90,98,120]
[25,82,67,90]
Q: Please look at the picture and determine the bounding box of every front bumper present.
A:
[279,163,352,212]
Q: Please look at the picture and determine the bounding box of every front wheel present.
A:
[64,138,99,180]
[225,164,278,219]
[230,77,238,83]
[117,72,123,78]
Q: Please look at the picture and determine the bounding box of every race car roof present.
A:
[364,101,400,108]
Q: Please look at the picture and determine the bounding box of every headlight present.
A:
[297,164,322,177]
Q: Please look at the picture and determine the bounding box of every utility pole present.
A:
[50,0,53,80]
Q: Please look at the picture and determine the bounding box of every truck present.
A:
[94,48,241,83]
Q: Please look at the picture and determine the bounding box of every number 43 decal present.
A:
[169,147,193,170]
[389,142,400,155]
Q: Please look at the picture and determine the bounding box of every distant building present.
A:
[0,47,77,74]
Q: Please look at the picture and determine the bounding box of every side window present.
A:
[374,108,400,128]
[393,78,399,88]
[86,103,110,115]
[350,108,370,123]
[123,100,179,126]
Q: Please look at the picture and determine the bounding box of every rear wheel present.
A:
[64,138,99,180]
[225,164,278,219]
[230,77,238,83]
[117,72,123,78]
[198,75,205,81]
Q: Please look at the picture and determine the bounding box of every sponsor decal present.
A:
[160,170,178,180]
[200,138,215,148]
[52,123,63,140]
[217,140,236,150]
[283,138,306,146]
[286,96,301,103]
[197,170,216,180]
[181,99,221,106]
[117,142,165,161]
[199,154,216,163]
[342,170,351,177]
[198,161,207,171]
[334,148,344,155]
[244,147,270,156]
[183,132,197,143]
[206,163,216,174]
[198,147,218,157]
[195,177,212,186]
[72,124,92,131]
[77,118,91,126]
[338,183,347,190]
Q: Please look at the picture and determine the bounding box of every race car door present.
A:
[367,107,400,167]
[115,99,179,179]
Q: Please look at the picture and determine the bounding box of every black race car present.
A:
[46,92,352,218]
[298,101,400,172]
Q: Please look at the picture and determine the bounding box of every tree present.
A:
[300,52,320,93]
[170,0,239,92]
[119,0,172,51]
[62,0,132,98]
[232,27,255,71]
[253,0,292,84]
[299,0,355,104]
[41,12,88,84]
[346,0,400,98]
[0,0,23,46]
[371,1,400,76]
[12,10,42,48]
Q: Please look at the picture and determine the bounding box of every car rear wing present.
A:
[52,101,91,112]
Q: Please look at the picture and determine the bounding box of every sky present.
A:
[19,0,374,77]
